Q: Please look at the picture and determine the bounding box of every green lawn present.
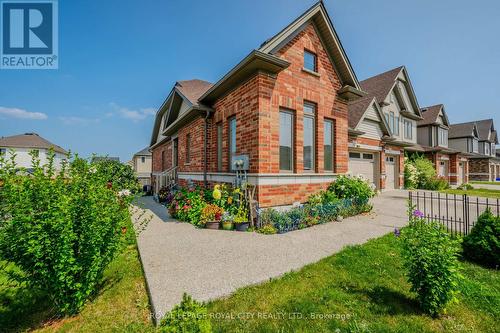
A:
[207,234,499,333]
[440,188,500,199]
[470,181,500,186]
[0,223,154,333]
[2,230,499,332]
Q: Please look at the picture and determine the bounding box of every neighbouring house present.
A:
[150,2,366,207]
[449,119,499,181]
[132,147,152,186]
[347,66,423,190]
[0,132,68,170]
[416,104,469,185]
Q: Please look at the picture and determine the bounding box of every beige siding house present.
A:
[132,147,152,186]
[0,133,68,170]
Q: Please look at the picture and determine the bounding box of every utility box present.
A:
[231,155,249,171]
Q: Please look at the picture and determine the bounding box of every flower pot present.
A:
[222,221,234,230]
[234,222,250,231]
[205,221,220,230]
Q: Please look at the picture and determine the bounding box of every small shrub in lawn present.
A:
[257,224,277,235]
[426,176,450,191]
[328,174,375,204]
[462,209,500,268]
[160,293,212,333]
[399,206,462,316]
[0,151,132,315]
[457,183,474,191]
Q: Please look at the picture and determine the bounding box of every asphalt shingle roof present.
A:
[359,66,404,104]
[419,104,444,126]
[449,122,476,139]
[134,146,151,156]
[0,133,67,154]
[475,119,494,141]
[175,79,213,106]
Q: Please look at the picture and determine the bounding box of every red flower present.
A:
[215,213,222,221]
[107,181,113,189]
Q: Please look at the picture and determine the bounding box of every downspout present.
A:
[204,110,210,188]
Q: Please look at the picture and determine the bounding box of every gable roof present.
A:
[133,146,151,157]
[348,96,391,136]
[258,1,360,89]
[449,121,478,139]
[475,119,495,141]
[0,133,67,154]
[359,66,403,104]
[175,80,213,106]
[419,104,449,127]
[360,66,422,119]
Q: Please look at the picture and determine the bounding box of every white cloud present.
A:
[58,116,100,125]
[0,106,47,120]
[109,102,156,121]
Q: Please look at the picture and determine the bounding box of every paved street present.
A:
[133,190,408,322]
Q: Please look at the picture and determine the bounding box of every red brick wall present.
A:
[152,140,172,173]
[154,23,352,206]
[260,23,349,174]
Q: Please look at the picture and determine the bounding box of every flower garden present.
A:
[157,175,376,234]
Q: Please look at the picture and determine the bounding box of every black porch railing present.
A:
[409,191,500,235]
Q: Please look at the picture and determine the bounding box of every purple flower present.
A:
[413,210,424,218]
[394,228,401,237]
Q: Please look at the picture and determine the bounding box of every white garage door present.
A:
[349,151,378,188]
[385,155,398,189]
[458,162,464,185]
[439,161,449,178]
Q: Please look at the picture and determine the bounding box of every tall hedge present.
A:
[0,151,132,314]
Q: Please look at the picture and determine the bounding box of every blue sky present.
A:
[1,0,499,161]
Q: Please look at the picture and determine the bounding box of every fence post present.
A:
[463,194,468,235]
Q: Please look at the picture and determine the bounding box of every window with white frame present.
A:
[403,119,413,140]
[485,143,490,155]
[303,50,317,72]
[472,138,479,153]
[438,127,448,146]
[492,143,496,156]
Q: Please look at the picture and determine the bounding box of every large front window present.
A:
[279,110,294,171]
[472,138,478,153]
[324,119,334,171]
[303,102,316,171]
[404,119,413,140]
[217,123,223,171]
[228,117,236,171]
[438,127,448,146]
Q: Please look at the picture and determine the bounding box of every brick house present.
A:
[415,104,469,185]
[149,2,367,207]
[449,119,499,181]
[347,66,423,190]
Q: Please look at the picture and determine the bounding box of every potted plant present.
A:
[234,206,250,231]
[201,204,224,230]
[221,212,234,231]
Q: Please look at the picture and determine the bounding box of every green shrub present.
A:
[160,293,212,333]
[91,157,140,192]
[413,156,436,188]
[257,224,277,235]
[463,210,500,267]
[404,159,419,189]
[399,207,462,316]
[457,183,474,191]
[426,176,450,191]
[0,151,131,315]
[328,175,375,204]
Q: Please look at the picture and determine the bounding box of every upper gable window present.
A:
[304,50,317,72]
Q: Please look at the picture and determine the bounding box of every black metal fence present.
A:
[409,191,500,235]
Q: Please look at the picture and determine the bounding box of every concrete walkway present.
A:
[132,190,408,321]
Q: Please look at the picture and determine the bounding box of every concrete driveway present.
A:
[132,190,408,321]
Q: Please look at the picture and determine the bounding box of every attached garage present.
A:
[349,151,379,189]
[439,160,449,178]
[458,162,465,185]
[385,155,399,190]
